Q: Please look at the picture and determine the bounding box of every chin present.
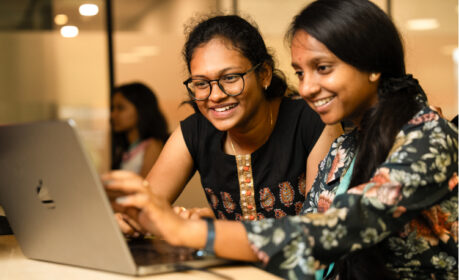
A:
[209,120,234,132]
[212,124,231,132]
[112,126,126,133]
[318,116,340,126]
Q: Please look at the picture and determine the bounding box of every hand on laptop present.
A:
[173,206,215,220]
[114,212,146,238]
[102,170,188,242]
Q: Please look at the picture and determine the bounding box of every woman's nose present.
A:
[299,75,320,99]
[208,81,228,102]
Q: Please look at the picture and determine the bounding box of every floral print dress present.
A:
[242,106,458,280]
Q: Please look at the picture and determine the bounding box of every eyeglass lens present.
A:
[187,74,244,100]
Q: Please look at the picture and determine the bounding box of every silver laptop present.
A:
[0,119,229,275]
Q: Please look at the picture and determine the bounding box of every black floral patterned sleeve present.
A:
[242,107,458,280]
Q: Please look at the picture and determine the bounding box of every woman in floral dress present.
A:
[105,0,458,279]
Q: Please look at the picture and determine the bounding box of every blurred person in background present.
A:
[110,82,169,178]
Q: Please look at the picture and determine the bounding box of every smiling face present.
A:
[110,92,138,133]
[291,30,379,127]
[189,37,268,132]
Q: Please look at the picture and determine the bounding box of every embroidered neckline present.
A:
[234,154,257,221]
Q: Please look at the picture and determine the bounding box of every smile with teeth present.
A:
[214,104,237,112]
[313,97,334,107]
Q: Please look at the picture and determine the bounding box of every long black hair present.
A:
[111,82,169,169]
[287,0,425,278]
[183,14,288,107]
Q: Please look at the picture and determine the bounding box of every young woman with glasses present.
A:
[105,0,457,279]
[104,15,340,234]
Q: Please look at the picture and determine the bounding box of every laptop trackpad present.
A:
[128,237,199,266]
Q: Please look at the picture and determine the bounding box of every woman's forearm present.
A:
[178,219,259,262]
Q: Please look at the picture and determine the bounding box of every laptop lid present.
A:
[0,120,227,275]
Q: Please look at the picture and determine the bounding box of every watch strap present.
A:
[197,217,216,257]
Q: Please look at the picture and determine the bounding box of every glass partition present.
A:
[0,0,111,173]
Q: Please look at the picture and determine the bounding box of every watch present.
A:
[196,217,216,257]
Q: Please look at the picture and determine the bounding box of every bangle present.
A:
[196,217,215,257]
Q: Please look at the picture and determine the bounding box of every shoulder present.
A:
[398,106,457,139]
[180,112,216,128]
[388,106,458,159]
[143,138,164,152]
[180,112,203,127]
[180,112,215,136]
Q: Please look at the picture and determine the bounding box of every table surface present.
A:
[0,235,282,280]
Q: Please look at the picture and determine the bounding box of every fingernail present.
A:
[116,197,128,204]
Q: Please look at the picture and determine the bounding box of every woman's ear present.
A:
[369,72,381,82]
[259,62,273,89]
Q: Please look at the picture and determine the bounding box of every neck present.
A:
[227,98,280,155]
[127,129,140,145]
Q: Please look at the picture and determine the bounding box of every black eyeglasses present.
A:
[183,63,261,101]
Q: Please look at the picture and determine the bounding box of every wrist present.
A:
[168,218,207,249]
[196,217,215,257]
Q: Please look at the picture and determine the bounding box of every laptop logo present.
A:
[36,180,56,209]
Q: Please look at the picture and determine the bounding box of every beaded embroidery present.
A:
[298,173,306,197]
[205,188,219,209]
[221,192,236,213]
[274,209,287,218]
[279,181,295,207]
[235,154,258,221]
[295,201,304,215]
[217,211,226,219]
[260,187,275,212]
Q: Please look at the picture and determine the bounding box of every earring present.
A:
[369,73,378,82]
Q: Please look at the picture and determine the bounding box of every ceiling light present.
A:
[407,18,439,30]
[54,14,68,25]
[60,26,79,38]
[133,46,160,56]
[79,4,99,16]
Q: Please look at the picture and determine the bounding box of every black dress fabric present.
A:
[180,97,324,220]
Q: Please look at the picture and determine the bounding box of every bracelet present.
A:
[196,217,215,257]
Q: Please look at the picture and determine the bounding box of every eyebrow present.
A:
[291,55,333,69]
[291,62,300,69]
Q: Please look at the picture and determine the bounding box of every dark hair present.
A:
[288,0,425,278]
[183,15,288,102]
[111,82,169,169]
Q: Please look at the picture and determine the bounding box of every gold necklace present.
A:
[229,105,274,155]
[269,106,273,126]
[229,136,238,155]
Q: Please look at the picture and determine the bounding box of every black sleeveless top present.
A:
[180,97,324,220]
